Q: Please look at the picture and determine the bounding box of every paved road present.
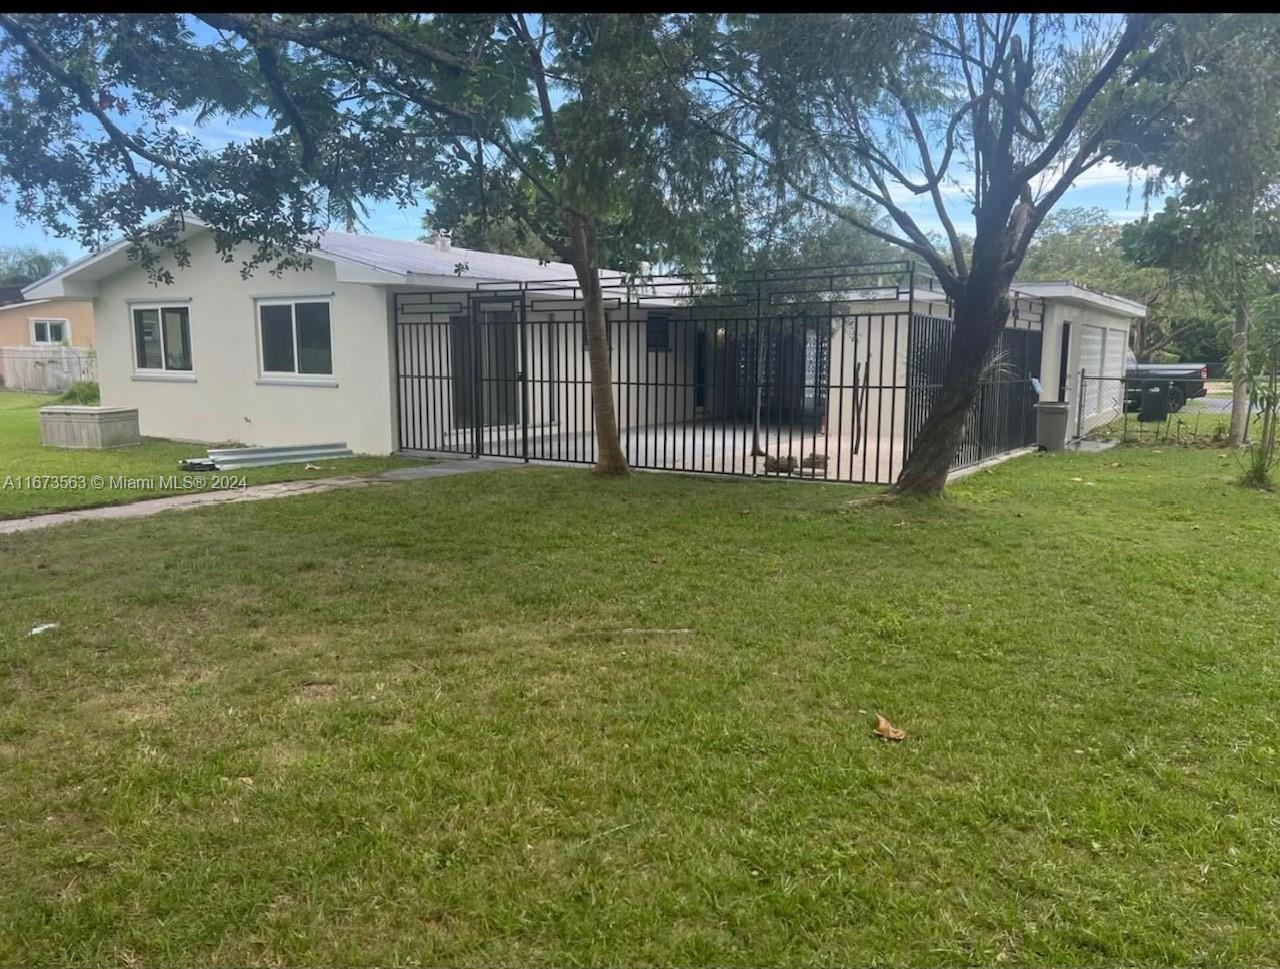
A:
[1186,395,1232,414]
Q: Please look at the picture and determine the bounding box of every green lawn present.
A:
[3,449,1280,965]
[0,391,418,518]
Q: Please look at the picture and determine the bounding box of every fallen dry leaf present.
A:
[1070,476,1084,482]
[873,713,906,741]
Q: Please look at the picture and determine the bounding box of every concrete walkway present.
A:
[0,457,516,536]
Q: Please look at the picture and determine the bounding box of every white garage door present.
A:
[1079,323,1105,418]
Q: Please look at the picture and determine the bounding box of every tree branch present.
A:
[508,13,565,170]
[1013,14,1154,180]
[888,74,969,276]
[248,40,318,170]
[0,13,197,176]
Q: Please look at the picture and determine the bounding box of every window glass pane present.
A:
[48,322,65,343]
[134,309,163,369]
[162,308,192,371]
[34,321,48,343]
[260,304,295,372]
[647,314,670,351]
[295,302,332,375]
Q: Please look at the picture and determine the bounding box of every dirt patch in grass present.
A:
[296,680,339,702]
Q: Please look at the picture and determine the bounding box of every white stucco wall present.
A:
[1035,300,1136,434]
[95,231,397,454]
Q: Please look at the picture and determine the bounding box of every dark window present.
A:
[646,313,671,352]
[295,302,333,374]
[33,320,64,343]
[260,304,295,372]
[133,306,190,371]
[162,308,192,370]
[259,300,332,376]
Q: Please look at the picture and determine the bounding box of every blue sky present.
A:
[1,13,1164,263]
[1,160,1163,263]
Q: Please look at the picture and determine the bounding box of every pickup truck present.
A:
[1124,350,1208,413]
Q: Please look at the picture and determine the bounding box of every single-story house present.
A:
[0,295,97,392]
[24,218,1144,482]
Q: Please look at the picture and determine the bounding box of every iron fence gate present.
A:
[394,265,1044,485]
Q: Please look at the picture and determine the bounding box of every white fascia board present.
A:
[330,259,407,285]
[1014,281,1147,319]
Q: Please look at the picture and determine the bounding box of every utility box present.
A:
[39,406,141,449]
[1034,401,1070,451]
[1138,383,1169,423]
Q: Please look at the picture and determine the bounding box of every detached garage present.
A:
[1015,282,1147,436]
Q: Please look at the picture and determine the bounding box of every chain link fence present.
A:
[1078,369,1237,445]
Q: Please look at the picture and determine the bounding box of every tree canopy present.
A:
[1018,206,1224,362]
[0,244,68,286]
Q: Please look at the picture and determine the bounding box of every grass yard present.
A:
[3,448,1280,965]
[0,391,418,518]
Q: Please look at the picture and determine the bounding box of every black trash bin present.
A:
[1138,382,1169,423]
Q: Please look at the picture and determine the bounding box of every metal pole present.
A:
[519,288,529,463]
[751,277,765,458]
[1076,367,1086,440]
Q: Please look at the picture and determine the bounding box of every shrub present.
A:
[56,380,100,405]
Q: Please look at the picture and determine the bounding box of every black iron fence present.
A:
[395,264,1045,485]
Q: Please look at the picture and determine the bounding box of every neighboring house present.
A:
[0,296,96,349]
[25,218,1144,481]
[0,295,97,392]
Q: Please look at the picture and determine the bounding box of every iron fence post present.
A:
[520,288,529,463]
[471,293,482,458]
[1076,367,1086,440]
[751,277,765,463]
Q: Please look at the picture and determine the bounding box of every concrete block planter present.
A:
[39,406,141,449]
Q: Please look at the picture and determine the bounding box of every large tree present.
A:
[0,244,68,286]
[1115,14,1280,446]
[696,13,1197,495]
[0,13,733,475]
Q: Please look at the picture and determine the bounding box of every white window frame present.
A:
[255,296,335,383]
[131,302,195,378]
[30,318,69,345]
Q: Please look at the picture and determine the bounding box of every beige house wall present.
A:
[0,298,96,347]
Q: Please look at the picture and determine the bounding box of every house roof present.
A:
[1011,280,1146,318]
[21,216,1147,320]
[0,285,25,306]
[316,230,581,283]
[22,217,598,300]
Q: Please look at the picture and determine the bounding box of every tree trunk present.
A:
[890,290,1010,497]
[1228,286,1250,447]
[568,215,628,476]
